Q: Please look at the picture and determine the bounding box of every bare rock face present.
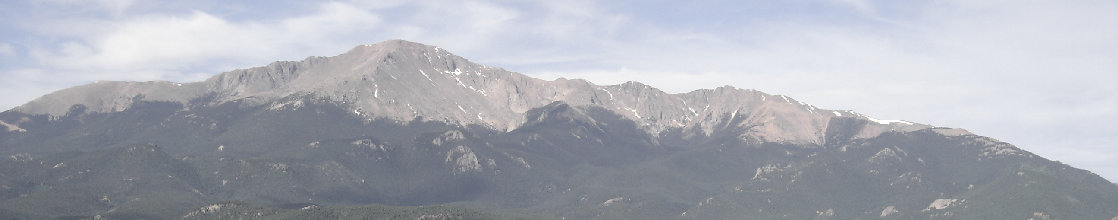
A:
[10,40,932,144]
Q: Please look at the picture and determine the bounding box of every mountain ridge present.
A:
[8,39,928,145]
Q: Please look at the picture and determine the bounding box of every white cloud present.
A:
[384,1,522,53]
[27,1,381,82]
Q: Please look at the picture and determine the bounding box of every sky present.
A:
[1,0,1115,182]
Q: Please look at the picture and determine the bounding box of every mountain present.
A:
[1,40,1115,219]
[11,40,924,146]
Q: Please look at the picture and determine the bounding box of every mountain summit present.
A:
[2,40,1116,219]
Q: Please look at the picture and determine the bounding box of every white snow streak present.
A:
[444,68,463,75]
[866,116,914,125]
[418,69,433,81]
[600,88,614,100]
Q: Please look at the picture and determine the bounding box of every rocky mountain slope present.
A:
[1,40,1115,219]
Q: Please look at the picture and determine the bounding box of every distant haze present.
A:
[0,1,1114,181]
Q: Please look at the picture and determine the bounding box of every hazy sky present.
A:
[1,0,1115,182]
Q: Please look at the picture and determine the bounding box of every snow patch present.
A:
[832,111,842,117]
[865,116,914,125]
[446,74,488,95]
[444,68,463,75]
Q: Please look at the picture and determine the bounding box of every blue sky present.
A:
[1,0,1116,182]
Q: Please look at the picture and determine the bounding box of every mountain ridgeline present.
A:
[0,40,1115,219]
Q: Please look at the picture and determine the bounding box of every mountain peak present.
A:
[348,39,437,57]
[363,39,428,48]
